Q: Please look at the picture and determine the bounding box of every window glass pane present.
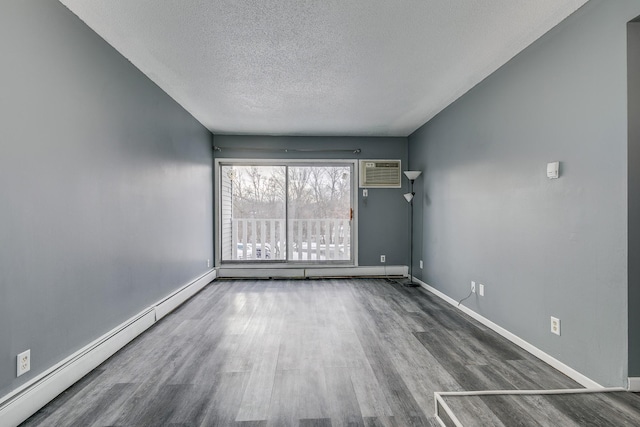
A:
[288,166,351,261]
[220,165,286,261]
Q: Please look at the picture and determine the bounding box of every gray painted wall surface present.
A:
[629,22,640,377]
[213,135,409,266]
[409,0,640,386]
[0,1,213,397]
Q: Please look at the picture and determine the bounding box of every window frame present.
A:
[214,158,358,268]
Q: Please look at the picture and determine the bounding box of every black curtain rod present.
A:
[213,146,361,154]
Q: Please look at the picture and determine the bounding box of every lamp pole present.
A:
[406,178,419,287]
[403,170,421,287]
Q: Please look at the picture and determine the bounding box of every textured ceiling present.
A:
[59,0,587,137]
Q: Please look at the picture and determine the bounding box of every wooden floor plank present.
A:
[349,365,394,418]
[110,383,193,426]
[235,333,281,422]
[266,369,303,427]
[323,367,365,427]
[297,366,331,420]
[198,371,252,426]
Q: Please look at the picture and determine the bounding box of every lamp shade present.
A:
[404,170,422,180]
[403,193,414,203]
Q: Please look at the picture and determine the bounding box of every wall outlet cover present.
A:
[479,284,485,296]
[551,316,561,336]
[17,349,30,377]
[471,281,476,293]
[380,255,386,263]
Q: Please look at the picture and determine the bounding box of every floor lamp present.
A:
[403,170,422,287]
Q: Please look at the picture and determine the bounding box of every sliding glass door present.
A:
[287,165,351,261]
[218,161,354,264]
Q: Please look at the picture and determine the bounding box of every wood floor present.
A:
[21,278,640,426]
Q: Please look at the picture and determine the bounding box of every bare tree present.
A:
[230,165,350,219]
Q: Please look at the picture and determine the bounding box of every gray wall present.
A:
[629,21,640,377]
[0,1,213,397]
[213,135,409,266]
[409,0,640,386]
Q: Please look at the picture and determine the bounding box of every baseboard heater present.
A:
[0,269,216,427]
[217,265,407,279]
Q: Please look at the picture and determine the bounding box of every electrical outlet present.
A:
[471,281,476,293]
[17,350,30,377]
[363,189,368,197]
[551,316,561,336]
[419,260,423,269]
[479,284,485,296]
[380,255,386,263]
[207,259,211,268]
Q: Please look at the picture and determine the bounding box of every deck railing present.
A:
[228,218,350,261]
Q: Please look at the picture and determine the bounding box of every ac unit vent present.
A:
[359,160,402,188]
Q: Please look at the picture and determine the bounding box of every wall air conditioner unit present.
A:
[359,160,402,188]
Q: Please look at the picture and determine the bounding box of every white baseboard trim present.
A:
[217,265,407,279]
[412,277,603,390]
[628,377,640,391]
[0,269,216,427]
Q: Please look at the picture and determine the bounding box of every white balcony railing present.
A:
[227,218,351,261]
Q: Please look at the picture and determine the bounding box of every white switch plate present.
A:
[17,349,30,377]
[551,316,561,336]
[471,281,476,293]
[479,284,485,296]
[419,260,423,269]
[207,259,211,268]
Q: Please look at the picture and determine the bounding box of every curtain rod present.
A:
[213,146,361,154]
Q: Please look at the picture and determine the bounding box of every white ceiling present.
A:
[59,0,587,137]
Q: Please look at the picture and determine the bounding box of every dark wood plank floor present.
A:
[20,278,640,426]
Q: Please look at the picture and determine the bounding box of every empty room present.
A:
[3,0,640,426]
